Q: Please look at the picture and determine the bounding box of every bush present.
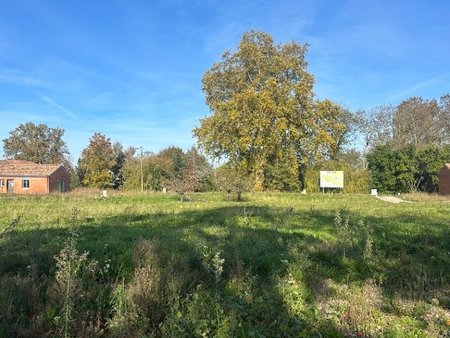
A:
[367,144,450,193]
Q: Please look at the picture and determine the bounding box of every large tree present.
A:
[194,31,347,189]
[392,96,449,148]
[110,142,135,189]
[158,146,187,180]
[356,105,395,169]
[179,147,213,192]
[78,133,116,189]
[2,122,69,164]
[357,105,394,151]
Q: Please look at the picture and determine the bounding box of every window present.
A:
[0,179,4,187]
[22,179,30,189]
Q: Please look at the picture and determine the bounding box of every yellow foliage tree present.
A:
[78,133,115,189]
[194,31,347,189]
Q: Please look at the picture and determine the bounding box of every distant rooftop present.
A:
[0,159,62,177]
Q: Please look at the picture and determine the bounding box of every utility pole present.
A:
[140,146,144,193]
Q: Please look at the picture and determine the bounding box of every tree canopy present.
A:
[78,133,116,189]
[2,122,69,164]
[121,146,212,193]
[359,94,450,152]
[122,153,172,191]
[194,31,348,189]
[158,146,187,180]
[393,96,450,148]
[367,144,450,193]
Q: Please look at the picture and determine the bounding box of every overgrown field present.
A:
[0,192,449,337]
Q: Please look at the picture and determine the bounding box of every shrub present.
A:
[367,144,450,193]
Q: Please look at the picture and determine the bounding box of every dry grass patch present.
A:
[402,192,450,202]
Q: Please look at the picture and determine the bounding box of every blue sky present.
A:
[1,0,449,162]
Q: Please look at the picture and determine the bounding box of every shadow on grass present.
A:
[0,204,449,336]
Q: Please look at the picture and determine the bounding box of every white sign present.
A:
[320,171,344,188]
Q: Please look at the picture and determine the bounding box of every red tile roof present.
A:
[0,160,62,177]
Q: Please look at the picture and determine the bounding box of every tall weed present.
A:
[107,239,167,336]
[52,208,89,337]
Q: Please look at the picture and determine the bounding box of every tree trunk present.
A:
[297,161,306,191]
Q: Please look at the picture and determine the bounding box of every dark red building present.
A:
[438,163,450,195]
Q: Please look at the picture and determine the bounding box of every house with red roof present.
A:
[0,160,70,194]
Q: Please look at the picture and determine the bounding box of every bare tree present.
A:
[357,105,394,168]
[392,97,444,148]
[438,94,450,145]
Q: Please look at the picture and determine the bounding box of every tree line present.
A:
[358,95,450,193]
[2,31,449,195]
[2,126,216,192]
[194,31,449,194]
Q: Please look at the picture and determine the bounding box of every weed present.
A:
[53,208,89,338]
[334,210,351,259]
[202,247,225,286]
[107,239,168,336]
[236,206,254,227]
[357,220,374,264]
[0,214,20,240]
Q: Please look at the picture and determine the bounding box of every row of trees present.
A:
[359,95,450,153]
[1,125,213,192]
[2,31,449,195]
[358,95,449,193]
[121,145,213,192]
[77,133,213,191]
[194,31,449,194]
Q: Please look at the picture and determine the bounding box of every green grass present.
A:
[0,192,449,337]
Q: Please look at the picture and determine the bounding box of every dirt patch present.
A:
[376,196,411,204]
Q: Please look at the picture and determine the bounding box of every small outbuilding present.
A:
[0,159,70,195]
[438,163,450,195]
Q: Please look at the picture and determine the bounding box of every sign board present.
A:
[320,171,344,188]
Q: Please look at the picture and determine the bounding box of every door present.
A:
[58,180,65,192]
[7,179,14,193]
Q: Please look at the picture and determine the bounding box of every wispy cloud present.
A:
[386,73,450,102]
[0,68,48,87]
[39,93,78,119]
[85,92,115,108]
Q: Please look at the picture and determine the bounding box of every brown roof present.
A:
[0,160,62,177]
